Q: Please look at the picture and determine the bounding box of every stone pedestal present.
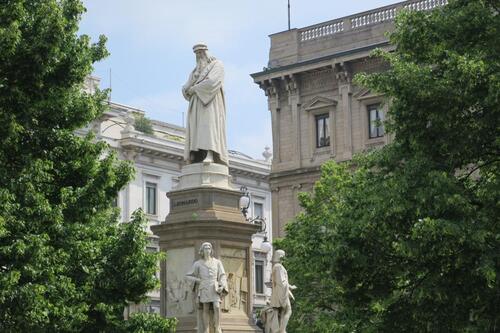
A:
[178,163,231,190]
[152,163,261,333]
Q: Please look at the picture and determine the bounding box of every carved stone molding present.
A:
[258,78,282,99]
[353,87,384,101]
[300,68,335,94]
[284,74,299,95]
[122,148,139,161]
[303,96,338,111]
[335,62,352,84]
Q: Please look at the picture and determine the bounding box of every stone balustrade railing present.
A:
[300,21,344,41]
[299,0,447,42]
[299,19,345,42]
[404,0,448,11]
[350,7,397,29]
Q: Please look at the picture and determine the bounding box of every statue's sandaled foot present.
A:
[203,150,214,163]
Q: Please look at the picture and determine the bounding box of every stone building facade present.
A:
[78,84,273,315]
[251,0,447,238]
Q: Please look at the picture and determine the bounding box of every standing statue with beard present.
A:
[182,43,228,165]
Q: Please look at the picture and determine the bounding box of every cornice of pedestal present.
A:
[152,219,260,245]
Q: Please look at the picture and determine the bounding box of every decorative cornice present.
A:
[251,41,391,80]
[269,166,322,181]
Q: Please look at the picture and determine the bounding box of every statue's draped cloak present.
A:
[270,263,292,308]
[182,60,228,164]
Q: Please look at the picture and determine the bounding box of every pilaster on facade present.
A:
[285,74,302,169]
[335,62,354,160]
[260,79,282,166]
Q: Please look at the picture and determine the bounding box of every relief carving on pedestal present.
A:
[220,247,248,315]
[166,247,196,317]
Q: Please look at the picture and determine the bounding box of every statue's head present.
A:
[272,249,286,263]
[199,242,213,259]
[193,43,215,67]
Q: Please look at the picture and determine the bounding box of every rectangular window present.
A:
[254,202,264,219]
[368,105,384,138]
[255,260,264,294]
[145,182,157,215]
[315,114,330,148]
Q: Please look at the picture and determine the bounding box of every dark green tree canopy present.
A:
[0,1,175,331]
[278,1,499,332]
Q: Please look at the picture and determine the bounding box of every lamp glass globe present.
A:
[239,195,250,210]
[261,240,272,253]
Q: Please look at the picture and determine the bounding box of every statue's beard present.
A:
[195,59,208,72]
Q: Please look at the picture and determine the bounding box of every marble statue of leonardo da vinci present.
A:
[182,43,228,165]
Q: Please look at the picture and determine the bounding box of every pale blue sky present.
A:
[80,0,397,159]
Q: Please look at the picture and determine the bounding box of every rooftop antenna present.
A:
[288,0,291,30]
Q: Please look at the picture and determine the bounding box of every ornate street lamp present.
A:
[239,186,272,253]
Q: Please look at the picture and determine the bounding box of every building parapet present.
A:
[300,0,446,42]
[262,0,447,71]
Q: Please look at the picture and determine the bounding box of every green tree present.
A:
[278,0,499,331]
[0,1,172,331]
[134,114,155,135]
[124,313,177,333]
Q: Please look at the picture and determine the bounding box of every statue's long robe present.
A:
[270,263,293,308]
[182,60,228,164]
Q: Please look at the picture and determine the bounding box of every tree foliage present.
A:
[134,114,155,135]
[278,0,499,331]
[124,313,177,333]
[0,1,171,331]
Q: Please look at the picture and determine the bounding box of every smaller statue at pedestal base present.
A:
[186,242,228,333]
[261,250,296,333]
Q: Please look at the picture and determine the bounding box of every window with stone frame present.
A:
[254,202,264,219]
[145,182,157,215]
[315,113,330,148]
[255,259,264,294]
[368,104,384,138]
